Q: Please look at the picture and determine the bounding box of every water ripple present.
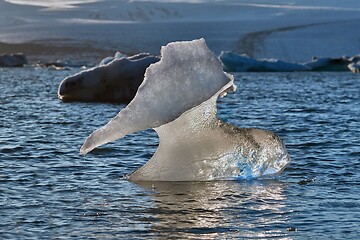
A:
[0,69,359,239]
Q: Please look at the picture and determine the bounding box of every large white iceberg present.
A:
[80,39,290,181]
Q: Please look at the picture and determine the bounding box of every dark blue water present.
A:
[1,68,359,239]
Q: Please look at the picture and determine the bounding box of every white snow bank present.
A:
[1,0,360,62]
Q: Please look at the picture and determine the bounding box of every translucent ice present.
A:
[80,39,290,181]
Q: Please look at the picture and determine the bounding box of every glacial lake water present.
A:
[0,67,359,239]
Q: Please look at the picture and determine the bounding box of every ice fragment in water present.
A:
[58,53,159,103]
[80,38,290,181]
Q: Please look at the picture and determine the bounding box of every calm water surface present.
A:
[0,68,359,239]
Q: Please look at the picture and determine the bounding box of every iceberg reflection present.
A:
[136,180,291,239]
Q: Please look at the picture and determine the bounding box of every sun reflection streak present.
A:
[136,180,293,239]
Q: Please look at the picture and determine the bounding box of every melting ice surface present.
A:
[80,39,291,181]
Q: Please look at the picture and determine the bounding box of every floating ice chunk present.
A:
[37,59,91,69]
[80,39,232,153]
[58,53,159,103]
[128,93,290,181]
[99,51,126,65]
[348,61,360,73]
[219,52,360,72]
[304,56,351,71]
[80,39,290,181]
[219,51,309,72]
[100,56,116,66]
[0,53,27,67]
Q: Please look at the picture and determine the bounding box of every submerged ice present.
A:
[80,39,290,181]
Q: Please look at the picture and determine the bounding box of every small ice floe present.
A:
[219,51,309,72]
[0,53,27,67]
[303,56,351,71]
[58,53,159,103]
[99,52,126,66]
[37,60,92,70]
[348,62,360,73]
[80,39,291,181]
[219,52,360,73]
[348,55,360,73]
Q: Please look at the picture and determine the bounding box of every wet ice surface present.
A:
[1,68,359,238]
[80,39,289,181]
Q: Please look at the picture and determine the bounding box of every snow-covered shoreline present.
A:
[1,0,359,62]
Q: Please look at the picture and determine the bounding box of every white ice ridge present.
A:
[80,38,290,181]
